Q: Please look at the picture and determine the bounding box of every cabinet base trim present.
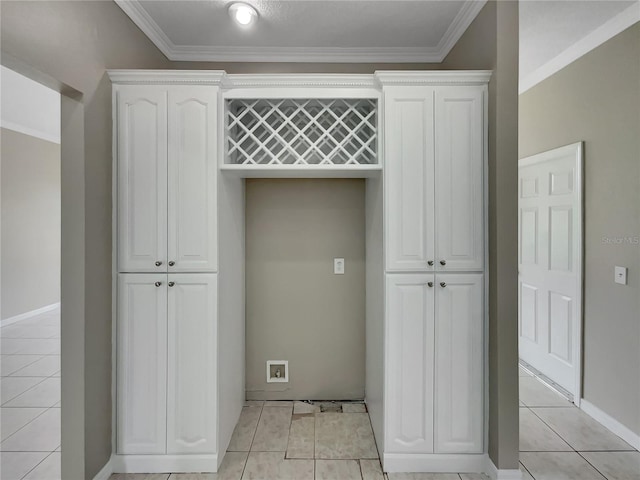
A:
[485,457,524,480]
[93,455,114,480]
[383,453,487,473]
[112,454,218,473]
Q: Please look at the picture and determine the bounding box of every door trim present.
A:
[518,141,583,406]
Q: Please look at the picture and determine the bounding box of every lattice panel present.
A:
[226,98,378,165]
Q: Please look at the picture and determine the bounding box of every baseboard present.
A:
[92,456,114,480]
[112,454,218,473]
[580,399,640,450]
[1,302,60,327]
[383,453,487,473]
[485,457,523,480]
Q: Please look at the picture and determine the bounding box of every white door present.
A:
[168,88,218,273]
[167,274,217,453]
[385,86,436,272]
[434,87,484,272]
[434,273,483,453]
[385,274,435,453]
[518,143,583,400]
[117,87,168,272]
[117,274,168,454]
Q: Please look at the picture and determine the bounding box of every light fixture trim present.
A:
[228,2,258,27]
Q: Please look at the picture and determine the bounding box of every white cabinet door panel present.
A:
[385,87,435,272]
[434,273,483,453]
[386,274,435,453]
[435,88,484,271]
[168,88,218,272]
[167,274,217,454]
[117,274,167,454]
[117,87,168,272]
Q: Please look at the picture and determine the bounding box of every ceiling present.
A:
[115,0,487,63]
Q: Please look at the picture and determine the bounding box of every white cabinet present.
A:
[117,274,168,454]
[385,273,483,456]
[385,86,484,273]
[117,273,217,455]
[167,274,217,454]
[117,86,217,273]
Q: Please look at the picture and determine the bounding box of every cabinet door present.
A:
[117,87,168,272]
[385,274,435,453]
[167,274,217,454]
[168,88,218,272]
[435,87,484,271]
[117,274,167,454]
[434,274,483,453]
[385,87,435,272]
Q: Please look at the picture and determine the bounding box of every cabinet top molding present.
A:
[107,70,492,88]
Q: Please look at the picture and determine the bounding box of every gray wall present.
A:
[245,179,366,400]
[1,128,61,319]
[520,23,640,435]
[443,0,521,470]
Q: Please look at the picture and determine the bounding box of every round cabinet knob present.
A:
[440,260,447,266]
[168,281,175,287]
[427,282,434,288]
[154,281,162,287]
[155,261,163,267]
[427,260,434,266]
[168,261,175,267]
[440,282,447,288]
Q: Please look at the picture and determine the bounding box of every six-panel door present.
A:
[434,88,484,271]
[118,87,168,273]
[168,88,218,272]
[167,274,217,454]
[434,273,483,453]
[117,274,168,454]
[385,86,436,272]
[386,274,435,453]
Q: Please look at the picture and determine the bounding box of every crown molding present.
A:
[375,70,492,86]
[519,2,640,94]
[224,73,378,89]
[107,70,227,85]
[115,0,486,64]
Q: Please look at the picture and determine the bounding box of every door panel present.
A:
[167,274,217,454]
[117,274,167,454]
[434,274,483,453]
[385,87,435,271]
[518,143,583,398]
[118,87,168,272]
[435,88,484,271]
[385,274,435,453]
[168,88,218,272]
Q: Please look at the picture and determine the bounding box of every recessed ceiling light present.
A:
[228,2,258,27]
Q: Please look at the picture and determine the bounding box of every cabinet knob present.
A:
[440,260,447,266]
[154,281,162,287]
[427,282,434,288]
[168,281,175,287]
[440,282,447,288]
[427,260,434,266]
[155,261,163,267]
[168,261,175,267]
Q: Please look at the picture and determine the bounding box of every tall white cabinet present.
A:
[110,70,489,475]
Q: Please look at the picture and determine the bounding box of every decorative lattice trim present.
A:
[226,98,378,165]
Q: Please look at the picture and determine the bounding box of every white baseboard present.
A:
[485,457,523,480]
[383,453,487,473]
[112,454,218,473]
[1,302,60,327]
[93,456,114,480]
[580,399,640,450]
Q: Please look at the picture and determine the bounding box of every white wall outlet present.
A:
[614,266,627,285]
[334,258,345,275]
[266,360,288,383]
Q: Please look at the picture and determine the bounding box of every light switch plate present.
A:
[334,258,345,275]
[614,266,627,285]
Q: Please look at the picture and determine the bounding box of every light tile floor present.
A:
[0,309,61,480]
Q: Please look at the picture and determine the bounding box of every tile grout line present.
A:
[18,449,56,480]
[0,376,50,407]
[527,407,579,453]
[241,402,264,478]
[575,451,611,480]
[1,354,46,376]
[0,405,60,451]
